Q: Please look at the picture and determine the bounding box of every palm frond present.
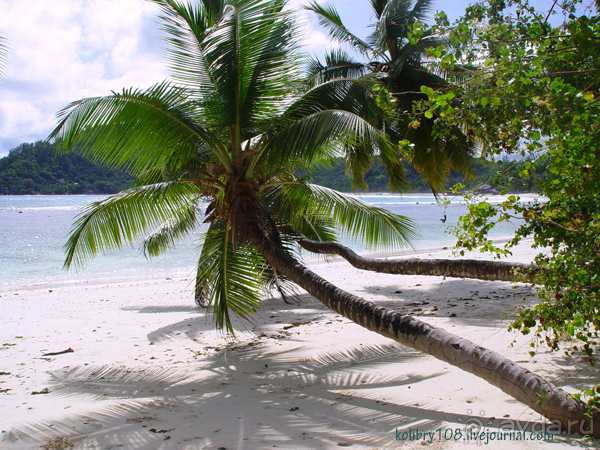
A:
[235,5,300,127]
[150,0,223,104]
[196,224,265,332]
[284,78,381,124]
[262,182,339,243]
[64,182,201,269]
[396,116,474,192]
[261,109,394,179]
[142,199,203,258]
[374,0,434,42]
[248,78,392,179]
[369,0,436,60]
[281,182,418,249]
[291,212,338,243]
[306,49,368,86]
[194,220,222,307]
[389,32,449,80]
[49,81,229,176]
[200,0,299,137]
[304,1,373,56]
[370,0,388,18]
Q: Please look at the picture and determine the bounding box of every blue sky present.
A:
[0,0,556,157]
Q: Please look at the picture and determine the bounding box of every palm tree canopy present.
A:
[50,0,417,332]
[306,0,475,192]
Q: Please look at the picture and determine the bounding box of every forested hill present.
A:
[309,157,546,193]
[0,141,545,195]
[0,141,133,195]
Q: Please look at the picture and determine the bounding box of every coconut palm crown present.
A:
[306,0,474,192]
[49,0,417,332]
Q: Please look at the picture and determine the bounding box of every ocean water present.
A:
[0,193,529,290]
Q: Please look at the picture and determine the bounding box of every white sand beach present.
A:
[0,242,595,449]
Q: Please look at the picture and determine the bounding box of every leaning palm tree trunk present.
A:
[298,238,538,282]
[248,228,598,436]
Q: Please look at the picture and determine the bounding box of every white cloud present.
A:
[0,0,166,156]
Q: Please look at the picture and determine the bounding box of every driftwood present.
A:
[42,347,74,356]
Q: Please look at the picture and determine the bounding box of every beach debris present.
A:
[40,437,74,450]
[0,388,11,394]
[31,388,51,395]
[289,406,299,411]
[126,415,157,423]
[282,321,310,330]
[42,347,74,356]
[0,372,11,375]
[149,428,173,433]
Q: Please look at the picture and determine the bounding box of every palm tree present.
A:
[306,0,474,193]
[51,0,415,331]
[49,0,598,434]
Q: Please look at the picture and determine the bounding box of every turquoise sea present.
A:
[0,194,526,290]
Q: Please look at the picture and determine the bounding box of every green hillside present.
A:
[0,141,133,195]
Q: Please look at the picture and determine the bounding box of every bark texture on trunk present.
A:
[298,238,538,282]
[247,229,597,436]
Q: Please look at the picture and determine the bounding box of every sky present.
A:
[0,0,546,157]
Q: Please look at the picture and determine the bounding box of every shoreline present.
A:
[1,237,531,294]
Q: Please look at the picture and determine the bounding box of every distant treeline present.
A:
[0,141,545,195]
[308,157,547,193]
[0,141,133,195]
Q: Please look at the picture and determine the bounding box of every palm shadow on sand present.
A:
[4,337,583,450]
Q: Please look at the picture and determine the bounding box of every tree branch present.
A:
[503,213,584,233]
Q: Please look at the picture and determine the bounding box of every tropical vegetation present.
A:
[306,0,475,193]
[418,0,600,414]
[50,0,599,434]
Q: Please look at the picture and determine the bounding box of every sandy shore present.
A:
[0,241,596,449]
